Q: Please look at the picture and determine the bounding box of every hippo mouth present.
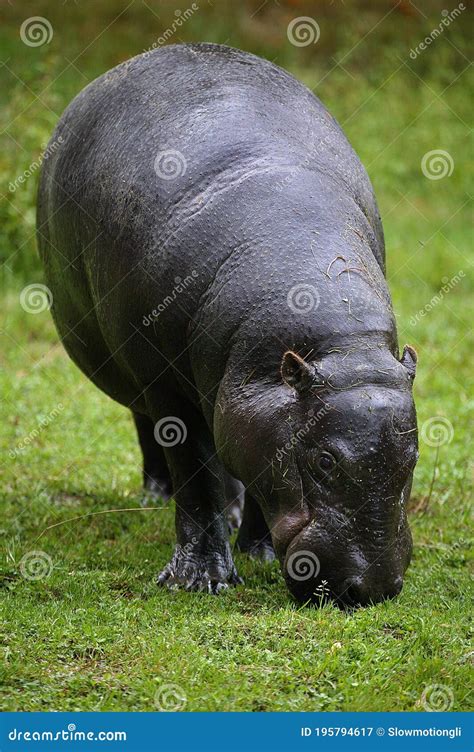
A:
[282,524,406,609]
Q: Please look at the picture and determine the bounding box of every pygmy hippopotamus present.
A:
[37,43,418,607]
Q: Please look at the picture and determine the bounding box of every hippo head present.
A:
[217,342,418,608]
[274,345,418,607]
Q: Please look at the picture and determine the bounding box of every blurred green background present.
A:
[1,0,472,712]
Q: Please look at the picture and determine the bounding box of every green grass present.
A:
[0,0,472,712]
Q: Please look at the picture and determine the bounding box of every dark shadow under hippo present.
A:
[37,43,418,607]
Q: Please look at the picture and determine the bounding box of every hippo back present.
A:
[37,44,390,415]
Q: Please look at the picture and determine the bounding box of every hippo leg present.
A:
[224,472,244,533]
[151,401,242,594]
[236,493,275,562]
[132,412,173,501]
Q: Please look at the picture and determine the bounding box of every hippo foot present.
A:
[236,538,276,562]
[157,544,243,594]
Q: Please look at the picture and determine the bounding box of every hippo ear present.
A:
[400,345,417,380]
[281,351,324,393]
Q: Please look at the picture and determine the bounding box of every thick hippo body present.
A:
[37,43,418,606]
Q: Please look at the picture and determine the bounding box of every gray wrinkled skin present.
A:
[37,43,418,607]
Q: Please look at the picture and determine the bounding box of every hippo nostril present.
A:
[345,586,358,605]
[341,575,404,607]
[343,580,365,607]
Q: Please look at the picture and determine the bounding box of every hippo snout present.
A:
[282,525,409,608]
[339,574,403,608]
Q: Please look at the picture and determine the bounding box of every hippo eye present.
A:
[317,451,337,473]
